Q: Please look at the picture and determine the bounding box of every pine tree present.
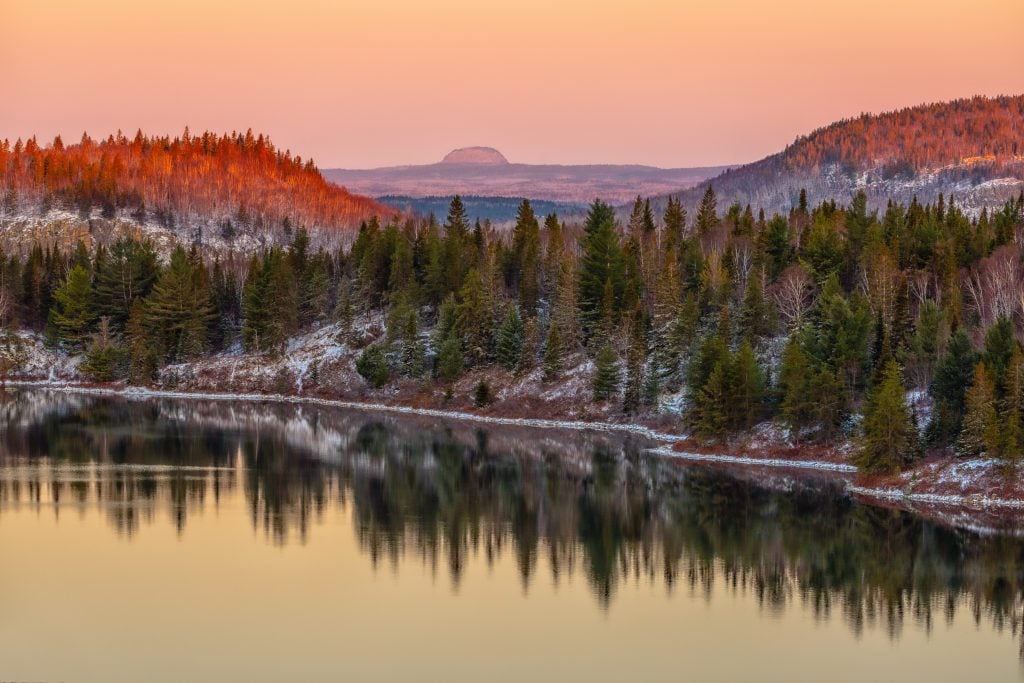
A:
[356,343,390,388]
[578,200,625,336]
[437,334,463,382]
[622,312,646,414]
[695,185,720,236]
[456,268,493,366]
[542,323,563,383]
[779,336,814,439]
[998,345,1024,463]
[496,305,524,371]
[728,339,764,431]
[856,360,916,473]
[551,252,579,351]
[927,329,977,445]
[80,316,128,381]
[957,362,999,458]
[693,360,729,440]
[519,316,539,373]
[145,246,215,362]
[592,344,621,402]
[92,236,158,331]
[511,200,541,314]
[983,316,1016,394]
[737,268,772,339]
[47,264,94,350]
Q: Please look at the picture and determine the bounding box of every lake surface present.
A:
[0,389,1021,682]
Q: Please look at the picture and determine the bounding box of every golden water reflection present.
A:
[0,390,1022,683]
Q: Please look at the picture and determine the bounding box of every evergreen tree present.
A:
[957,362,999,458]
[519,316,539,373]
[856,360,916,473]
[356,343,390,388]
[695,185,720,236]
[592,344,621,402]
[998,345,1024,463]
[511,200,541,314]
[80,316,128,381]
[927,329,977,445]
[693,360,729,440]
[542,323,563,383]
[92,236,158,331]
[728,340,765,431]
[983,316,1016,393]
[437,334,463,382]
[144,246,215,362]
[456,268,493,366]
[47,264,94,350]
[578,201,625,337]
[737,268,772,339]
[496,305,524,371]
[622,314,646,414]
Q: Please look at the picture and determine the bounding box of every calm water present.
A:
[0,390,1022,682]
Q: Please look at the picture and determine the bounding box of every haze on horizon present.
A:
[2,0,1022,169]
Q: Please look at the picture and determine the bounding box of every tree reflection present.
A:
[0,388,1022,653]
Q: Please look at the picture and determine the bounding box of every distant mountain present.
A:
[325,150,728,204]
[440,146,509,165]
[665,95,1024,216]
[378,195,585,224]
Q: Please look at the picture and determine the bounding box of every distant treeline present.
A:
[377,195,584,224]
[1,186,1023,474]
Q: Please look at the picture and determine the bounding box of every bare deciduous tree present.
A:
[963,244,1022,331]
[772,264,815,328]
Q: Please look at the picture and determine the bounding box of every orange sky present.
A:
[2,0,1022,168]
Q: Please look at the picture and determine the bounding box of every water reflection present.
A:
[0,389,1023,654]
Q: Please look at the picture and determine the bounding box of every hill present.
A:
[668,95,1024,216]
[0,130,392,252]
[325,150,727,204]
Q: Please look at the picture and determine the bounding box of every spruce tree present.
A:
[47,264,94,350]
[519,316,539,373]
[856,360,916,473]
[542,323,563,382]
[695,185,720,236]
[779,336,814,440]
[729,339,765,431]
[957,362,999,458]
[592,344,621,402]
[92,236,157,331]
[145,246,215,362]
[496,305,524,371]
[998,345,1024,463]
[356,344,390,388]
[927,329,977,445]
[578,201,625,337]
[437,334,463,382]
[693,360,729,440]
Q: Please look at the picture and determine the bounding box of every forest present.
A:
[0,179,1023,475]
[0,130,389,233]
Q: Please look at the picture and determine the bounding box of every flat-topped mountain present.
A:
[440,147,509,165]
[324,150,727,204]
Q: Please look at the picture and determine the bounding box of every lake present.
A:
[0,389,1021,682]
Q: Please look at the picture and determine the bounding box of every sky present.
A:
[2,0,1022,169]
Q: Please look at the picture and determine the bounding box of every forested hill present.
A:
[666,95,1024,216]
[0,130,392,251]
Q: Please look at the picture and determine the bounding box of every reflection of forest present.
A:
[1,389,1023,649]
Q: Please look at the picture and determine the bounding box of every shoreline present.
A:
[7,379,1024,516]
